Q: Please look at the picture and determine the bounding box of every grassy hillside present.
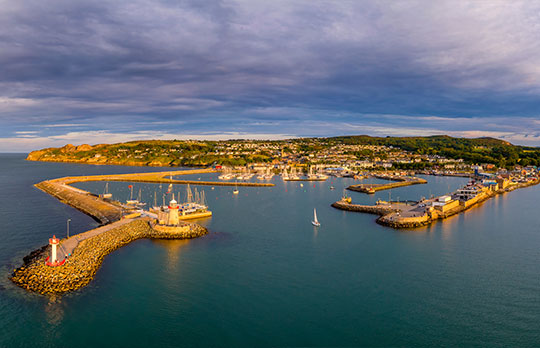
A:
[26,135,540,168]
[328,135,539,167]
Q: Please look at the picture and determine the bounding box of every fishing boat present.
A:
[311,208,320,227]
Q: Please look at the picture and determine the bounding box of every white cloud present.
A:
[0,130,295,152]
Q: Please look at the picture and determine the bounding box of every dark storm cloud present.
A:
[2,0,540,150]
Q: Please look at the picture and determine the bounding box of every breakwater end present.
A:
[11,219,207,294]
[347,175,426,194]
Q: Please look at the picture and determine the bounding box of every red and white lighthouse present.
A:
[45,235,65,267]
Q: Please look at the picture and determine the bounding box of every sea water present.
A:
[1,154,540,347]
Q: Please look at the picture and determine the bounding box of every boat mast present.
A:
[186,184,193,203]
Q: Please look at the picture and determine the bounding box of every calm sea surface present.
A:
[1,153,540,347]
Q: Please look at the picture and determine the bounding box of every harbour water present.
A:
[1,153,540,347]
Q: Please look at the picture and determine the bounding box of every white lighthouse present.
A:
[167,194,180,225]
[46,235,61,266]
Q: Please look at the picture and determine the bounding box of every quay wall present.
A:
[11,219,207,294]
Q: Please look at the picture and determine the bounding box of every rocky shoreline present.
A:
[11,219,207,294]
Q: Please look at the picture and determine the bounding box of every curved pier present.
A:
[11,219,207,294]
[12,168,240,294]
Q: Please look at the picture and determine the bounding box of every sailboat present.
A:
[152,191,159,210]
[136,188,146,206]
[312,208,320,226]
[101,182,112,199]
[126,185,139,205]
[233,181,239,195]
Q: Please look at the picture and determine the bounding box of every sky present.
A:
[2,0,540,151]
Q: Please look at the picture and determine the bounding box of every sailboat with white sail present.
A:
[311,208,320,227]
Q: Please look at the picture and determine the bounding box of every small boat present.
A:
[233,181,239,195]
[136,188,146,207]
[330,186,335,190]
[101,182,112,199]
[300,183,304,187]
[341,189,352,203]
[126,185,139,205]
[312,208,320,226]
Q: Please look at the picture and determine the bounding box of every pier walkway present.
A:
[58,218,137,260]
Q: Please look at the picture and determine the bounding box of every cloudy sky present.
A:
[2,0,540,151]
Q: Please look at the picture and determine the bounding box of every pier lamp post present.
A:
[67,218,72,238]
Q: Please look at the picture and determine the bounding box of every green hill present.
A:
[26,135,540,168]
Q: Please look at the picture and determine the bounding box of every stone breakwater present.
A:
[36,180,122,224]
[331,201,397,216]
[347,176,427,194]
[11,219,207,294]
[53,169,274,187]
